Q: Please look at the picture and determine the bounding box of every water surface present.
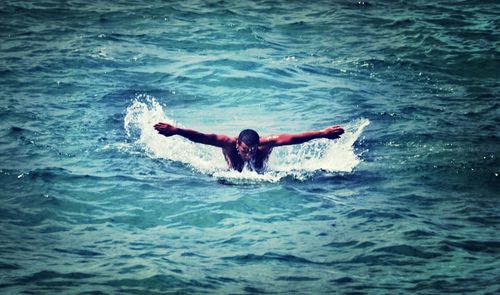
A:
[0,0,499,294]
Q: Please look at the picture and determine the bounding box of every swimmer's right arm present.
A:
[154,122,233,148]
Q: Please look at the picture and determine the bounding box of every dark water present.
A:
[1,0,499,294]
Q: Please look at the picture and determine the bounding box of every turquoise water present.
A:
[1,0,499,293]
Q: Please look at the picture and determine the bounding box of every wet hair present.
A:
[238,129,260,146]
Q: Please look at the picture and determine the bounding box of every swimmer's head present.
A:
[238,129,259,146]
[237,129,259,161]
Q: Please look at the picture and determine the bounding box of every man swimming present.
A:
[154,122,344,173]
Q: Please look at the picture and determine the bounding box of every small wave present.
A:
[124,96,369,182]
[373,245,440,259]
[222,252,321,265]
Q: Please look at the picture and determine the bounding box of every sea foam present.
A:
[124,96,369,182]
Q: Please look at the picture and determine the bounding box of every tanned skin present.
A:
[154,123,344,172]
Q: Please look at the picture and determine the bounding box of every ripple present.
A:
[373,245,440,259]
[0,261,21,270]
[53,248,104,257]
[14,270,96,284]
[324,240,358,248]
[105,274,216,292]
[276,276,319,281]
[403,229,436,239]
[345,209,405,220]
[440,240,500,254]
[222,252,320,265]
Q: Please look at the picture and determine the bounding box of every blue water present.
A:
[1,0,499,293]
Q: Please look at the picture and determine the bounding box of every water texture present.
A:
[1,0,499,294]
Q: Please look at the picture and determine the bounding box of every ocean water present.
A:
[0,0,499,294]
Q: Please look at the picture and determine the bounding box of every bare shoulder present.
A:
[258,137,274,155]
[259,135,278,146]
[220,136,237,149]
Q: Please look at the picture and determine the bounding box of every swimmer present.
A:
[154,123,344,173]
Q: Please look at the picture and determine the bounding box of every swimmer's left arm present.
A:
[261,125,344,147]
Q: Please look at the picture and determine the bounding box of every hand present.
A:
[154,122,177,137]
[322,125,344,140]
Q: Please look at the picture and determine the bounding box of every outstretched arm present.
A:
[154,122,233,148]
[260,125,344,147]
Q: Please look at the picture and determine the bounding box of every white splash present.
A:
[124,96,369,183]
